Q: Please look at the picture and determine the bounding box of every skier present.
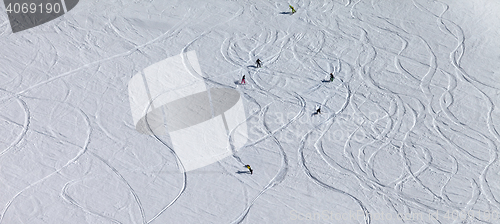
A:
[289,5,296,14]
[245,165,253,174]
[256,59,262,68]
[316,106,321,114]
[329,73,334,82]
[241,75,246,84]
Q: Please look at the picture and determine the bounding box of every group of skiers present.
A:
[240,59,335,85]
[241,5,337,175]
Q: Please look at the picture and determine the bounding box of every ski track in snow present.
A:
[1,0,499,223]
[0,102,92,223]
[0,97,30,158]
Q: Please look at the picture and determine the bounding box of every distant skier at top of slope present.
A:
[289,5,296,14]
[256,59,262,68]
[330,73,334,82]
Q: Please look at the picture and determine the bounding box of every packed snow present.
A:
[0,0,499,223]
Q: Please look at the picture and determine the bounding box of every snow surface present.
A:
[1,0,500,223]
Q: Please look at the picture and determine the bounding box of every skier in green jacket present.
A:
[289,5,296,14]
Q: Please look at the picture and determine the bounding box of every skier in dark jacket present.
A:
[256,59,262,68]
[329,73,334,82]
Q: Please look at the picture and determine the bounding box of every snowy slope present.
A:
[1,0,500,223]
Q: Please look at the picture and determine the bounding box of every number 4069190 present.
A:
[6,3,61,14]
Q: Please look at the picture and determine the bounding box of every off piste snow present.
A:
[0,0,499,223]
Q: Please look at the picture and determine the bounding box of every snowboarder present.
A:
[241,75,246,84]
[245,165,253,174]
[256,59,262,68]
[289,5,296,14]
[329,73,334,82]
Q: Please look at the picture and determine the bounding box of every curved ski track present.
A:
[1,0,499,223]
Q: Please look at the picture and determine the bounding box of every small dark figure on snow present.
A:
[330,73,334,82]
[256,59,262,68]
[316,107,321,114]
[241,75,246,84]
[245,165,253,174]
